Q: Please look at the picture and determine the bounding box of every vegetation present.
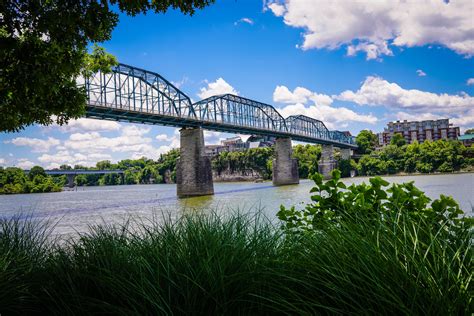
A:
[0,166,61,194]
[465,128,474,134]
[2,133,472,193]
[356,139,473,176]
[355,129,378,154]
[212,147,274,179]
[1,0,215,132]
[1,172,471,314]
[292,144,321,178]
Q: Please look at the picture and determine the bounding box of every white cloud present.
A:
[16,159,35,169]
[337,76,474,114]
[61,125,170,161]
[0,158,5,165]
[38,151,113,169]
[394,111,442,122]
[171,76,189,89]
[277,103,378,129]
[272,85,378,129]
[234,17,254,25]
[266,0,474,59]
[467,78,474,86]
[267,3,286,16]
[6,137,60,153]
[416,69,427,77]
[198,78,239,99]
[121,125,150,136]
[155,134,171,142]
[273,85,333,106]
[52,117,120,132]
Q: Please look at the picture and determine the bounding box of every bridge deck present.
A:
[83,63,357,149]
[43,170,125,175]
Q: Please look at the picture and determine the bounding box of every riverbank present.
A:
[0,205,472,315]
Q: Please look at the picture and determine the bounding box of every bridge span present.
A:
[81,63,356,197]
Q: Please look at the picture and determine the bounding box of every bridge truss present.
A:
[83,63,356,148]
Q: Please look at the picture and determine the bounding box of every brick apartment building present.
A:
[378,119,460,146]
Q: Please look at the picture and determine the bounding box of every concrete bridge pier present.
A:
[272,137,299,186]
[176,127,214,198]
[318,144,336,179]
[66,174,76,188]
[340,148,351,160]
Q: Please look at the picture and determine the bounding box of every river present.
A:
[0,173,472,236]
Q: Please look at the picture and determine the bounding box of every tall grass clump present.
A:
[0,171,472,315]
[0,216,53,313]
[277,170,473,315]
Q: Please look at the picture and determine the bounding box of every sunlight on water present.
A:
[0,173,472,236]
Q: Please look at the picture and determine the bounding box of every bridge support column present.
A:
[318,144,335,179]
[272,137,299,186]
[176,127,214,198]
[340,148,351,160]
[66,174,75,188]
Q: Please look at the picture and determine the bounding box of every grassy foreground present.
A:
[1,173,472,315]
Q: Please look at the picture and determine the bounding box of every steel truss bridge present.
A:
[82,63,357,149]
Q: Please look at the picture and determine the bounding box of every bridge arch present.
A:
[193,94,288,132]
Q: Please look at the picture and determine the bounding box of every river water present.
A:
[0,173,472,236]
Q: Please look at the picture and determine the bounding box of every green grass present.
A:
[0,211,472,315]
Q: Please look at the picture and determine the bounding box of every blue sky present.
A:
[1,0,473,169]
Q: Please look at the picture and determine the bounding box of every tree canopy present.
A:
[0,0,215,132]
[390,133,406,147]
[465,128,474,135]
[355,130,378,154]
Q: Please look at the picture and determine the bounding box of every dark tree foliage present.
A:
[465,128,474,134]
[355,130,378,154]
[0,0,215,132]
[390,133,406,147]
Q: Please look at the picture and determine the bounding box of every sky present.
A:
[1,0,473,169]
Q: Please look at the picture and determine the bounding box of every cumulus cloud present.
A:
[467,78,474,86]
[273,86,333,106]
[198,78,239,99]
[337,76,474,114]
[156,134,171,141]
[38,151,113,169]
[267,2,286,16]
[416,69,427,77]
[266,0,474,59]
[272,85,378,129]
[6,137,60,153]
[16,158,35,169]
[51,117,120,133]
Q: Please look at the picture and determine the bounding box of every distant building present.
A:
[246,135,276,149]
[378,119,460,146]
[221,136,246,151]
[204,144,228,156]
[458,134,474,147]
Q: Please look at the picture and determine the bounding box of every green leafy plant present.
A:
[277,169,467,233]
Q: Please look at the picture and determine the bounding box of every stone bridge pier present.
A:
[272,137,299,186]
[176,127,214,198]
[66,174,76,188]
[318,144,335,179]
[318,145,352,179]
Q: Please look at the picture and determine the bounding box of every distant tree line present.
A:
[1,134,472,194]
[0,166,61,194]
[354,130,474,176]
